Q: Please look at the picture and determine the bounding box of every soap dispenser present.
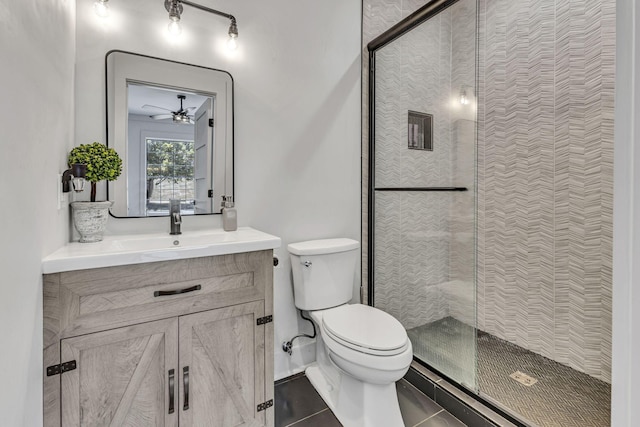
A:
[221,195,237,231]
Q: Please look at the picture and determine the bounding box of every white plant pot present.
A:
[71,201,113,243]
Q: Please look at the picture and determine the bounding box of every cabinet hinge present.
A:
[46,360,77,376]
[256,315,273,325]
[257,399,273,412]
[208,189,214,198]
[209,118,214,127]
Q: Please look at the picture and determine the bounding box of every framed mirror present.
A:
[106,50,233,217]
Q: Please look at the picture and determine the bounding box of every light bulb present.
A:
[227,35,238,50]
[93,0,109,18]
[167,17,182,36]
[459,90,469,105]
[227,19,238,51]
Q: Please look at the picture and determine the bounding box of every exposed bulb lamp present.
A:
[459,88,469,105]
[459,86,469,105]
[227,18,238,50]
[164,0,238,49]
[93,0,109,18]
[168,16,182,35]
[165,0,183,35]
[62,164,88,193]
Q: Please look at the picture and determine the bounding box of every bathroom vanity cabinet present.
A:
[43,250,274,427]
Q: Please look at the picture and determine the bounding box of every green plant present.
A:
[68,142,122,202]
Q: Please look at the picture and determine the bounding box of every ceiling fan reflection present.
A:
[142,94,196,124]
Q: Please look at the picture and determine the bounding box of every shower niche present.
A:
[407,111,433,151]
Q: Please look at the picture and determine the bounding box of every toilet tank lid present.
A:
[288,238,360,256]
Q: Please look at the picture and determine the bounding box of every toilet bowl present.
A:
[305,304,412,427]
[288,238,412,427]
[320,304,413,382]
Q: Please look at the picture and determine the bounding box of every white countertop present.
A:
[42,227,281,274]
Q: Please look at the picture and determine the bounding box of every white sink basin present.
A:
[42,227,281,274]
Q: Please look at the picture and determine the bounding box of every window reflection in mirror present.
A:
[106,51,233,218]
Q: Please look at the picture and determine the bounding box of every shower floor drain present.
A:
[510,371,538,386]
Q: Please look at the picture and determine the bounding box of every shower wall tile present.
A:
[366,0,477,337]
[374,192,403,320]
[374,192,451,329]
[478,0,614,382]
[375,12,454,189]
[450,0,477,286]
[526,0,556,360]
[362,0,405,304]
[363,1,403,42]
[600,0,615,383]
[450,119,476,288]
[401,0,432,18]
[476,0,488,332]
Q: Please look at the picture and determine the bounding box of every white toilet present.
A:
[288,238,413,427]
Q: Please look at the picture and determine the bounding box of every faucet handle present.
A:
[169,198,181,211]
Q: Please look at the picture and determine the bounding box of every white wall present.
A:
[612,0,640,424]
[0,0,75,425]
[75,0,362,380]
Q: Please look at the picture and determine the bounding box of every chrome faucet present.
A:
[169,199,182,235]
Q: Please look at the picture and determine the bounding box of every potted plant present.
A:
[68,142,122,242]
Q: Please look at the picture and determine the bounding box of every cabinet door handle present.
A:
[183,366,190,411]
[154,285,201,297]
[168,369,175,414]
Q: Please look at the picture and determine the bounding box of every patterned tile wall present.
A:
[477,0,614,382]
[363,0,614,383]
[369,2,478,332]
[372,8,456,328]
[375,192,452,328]
[361,0,432,305]
[375,12,454,189]
[448,0,477,324]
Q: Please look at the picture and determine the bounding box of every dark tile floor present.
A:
[275,373,467,427]
[410,317,610,427]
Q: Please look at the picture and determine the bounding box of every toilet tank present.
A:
[288,238,360,311]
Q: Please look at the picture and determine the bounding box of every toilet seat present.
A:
[321,304,409,356]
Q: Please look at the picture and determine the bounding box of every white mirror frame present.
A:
[106,50,234,217]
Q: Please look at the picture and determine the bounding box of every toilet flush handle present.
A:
[302,260,312,267]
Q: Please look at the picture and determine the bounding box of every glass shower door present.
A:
[369,0,478,390]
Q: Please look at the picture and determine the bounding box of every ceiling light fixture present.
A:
[93,0,110,18]
[166,0,183,36]
[164,0,239,50]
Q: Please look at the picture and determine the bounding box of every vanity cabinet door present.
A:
[60,318,179,427]
[178,301,266,427]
